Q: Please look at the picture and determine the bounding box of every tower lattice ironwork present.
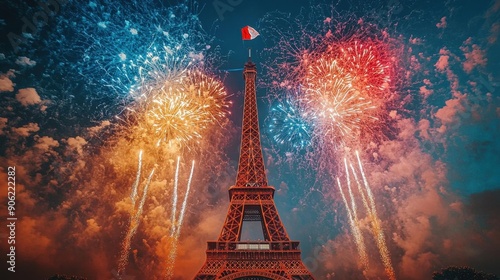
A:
[194,55,315,280]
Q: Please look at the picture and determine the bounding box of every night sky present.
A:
[0,0,499,279]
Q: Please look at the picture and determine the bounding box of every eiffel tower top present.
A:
[234,49,268,188]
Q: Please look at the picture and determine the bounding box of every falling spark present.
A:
[338,160,369,271]
[349,162,370,219]
[356,151,396,280]
[344,158,358,221]
[135,168,156,225]
[130,150,143,205]
[165,159,196,279]
[170,156,181,236]
[176,160,196,237]
[118,150,156,277]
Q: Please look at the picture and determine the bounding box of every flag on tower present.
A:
[241,26,260,40]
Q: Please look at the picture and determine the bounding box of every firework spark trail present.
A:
[356,151,396,280]
[344,158,369,269]
[118,151,145,275]
[170,156,181,236]
[176,160,196,238]
[336,176,368,271]
[135,168,156,224]
[349,162,370,218]
[165,160,195,279]
[118,151,156,277]
[165,240,177,279]
[344,158,358,220]
[121,67,229,278]
[130,150,143,205]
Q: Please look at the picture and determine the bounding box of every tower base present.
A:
[195,241,314,280]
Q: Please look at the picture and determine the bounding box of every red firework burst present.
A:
[337,40,392,97]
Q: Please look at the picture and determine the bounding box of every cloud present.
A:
[488,23,500,44]
[419,85,433,98]
[277,181,289,196]
[418,119,431,140]
[0,117,7,135]
[485,0,500,18]
[16,88,42,106]
[0,70,15,92]
[434,94,466,127]
[66,136,87,156]
[461,44,487,74]
[361,120,450,280]
[434,49,449,72]
[409,36,423,45]
[34,136,60,151]
[15,56,37,67]
[436,17,447,28]
[12,123,40,137]
[88,120,111,135]
[438,97,500,194]
[0,111,235,279]
[315,111,500,279]
[76,219,102,247]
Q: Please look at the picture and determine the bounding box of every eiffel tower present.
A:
[194,53,315,280]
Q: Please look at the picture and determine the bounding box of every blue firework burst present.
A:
[268,96,313,149]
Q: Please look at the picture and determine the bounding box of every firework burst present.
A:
[121,68,231,153]
[337,40,391,97]
[268,95,312,149]
[301,57,378,147]
[260,6,405,279]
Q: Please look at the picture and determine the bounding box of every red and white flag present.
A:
[241,26,260,40]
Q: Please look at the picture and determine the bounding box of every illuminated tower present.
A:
[194,54,315,280]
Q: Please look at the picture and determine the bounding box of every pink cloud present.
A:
[435,95,466,126]
[489,23,500,44]
[435,49,450,72]
[420,85,433,98]
[485,0,500,18]
[462,44,487,73]
[409,36,423,45]
[436,17,447,29]
[418,119,431,140]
